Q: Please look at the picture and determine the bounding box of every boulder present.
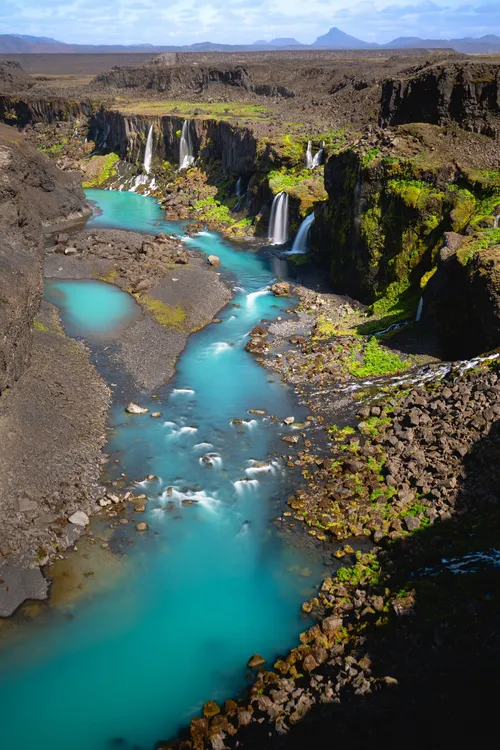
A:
[270,282,291,297]
[136,522,148,531]
[68,511,89,526]
[207,255,221,268]
[247,654,266,669]
[125,402,149,415]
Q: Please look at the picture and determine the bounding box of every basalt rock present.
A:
[0,123,89,393]
[380,61,500,138]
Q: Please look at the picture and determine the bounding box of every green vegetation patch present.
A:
[136,294,186,329]
[457,227,500,266]
[347,337,411,378]
[115,100,270,120]
[82,152,120,188]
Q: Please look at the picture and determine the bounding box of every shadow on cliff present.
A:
[243,420,500,749]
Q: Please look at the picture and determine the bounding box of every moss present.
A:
[82,152,120,188]
[420,267,437,289]
[33,319,49,333]
[456,228,500,266]
[136,295,186,328]
[268,168,327,217]
[448,187,476,231]
[347,337,411,378]
[361,148,381,168]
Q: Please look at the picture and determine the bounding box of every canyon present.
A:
[0,48,499,750]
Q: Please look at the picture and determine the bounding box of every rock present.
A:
[247,654,266,669]
[125,402,149,415]
[322,615,343,635]
[207,255,221,268]
[68,511,89,526]
[203,701,220,719]
[250,325,268,337]
[282,435,299,444]
[99,498,112,508]
[136,522,148,531]
[283,416,295,425]
[404,515,421,531]
[303,654,318,672]
[151,412,162,418]
[17,497,37,512]
[270,282,291,297]
[134,504,146,513]
[64,247,77,255]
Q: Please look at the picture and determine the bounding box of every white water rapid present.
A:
[286,212,315,255]
[268,192,289,245]
[179,120,195,170]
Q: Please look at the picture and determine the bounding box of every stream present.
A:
[0,190,324,750]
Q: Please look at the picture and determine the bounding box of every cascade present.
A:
[179,120,195,170]
[143,125,154,175]
[312,141,325,168]
[494,214,499,229]
[286,213,315,255]
[305,140,313,169]
[235,177,242,196]
[268,192,289,245]
[416,296,424,322]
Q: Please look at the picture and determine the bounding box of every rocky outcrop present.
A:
[0,61,34,93]
[380,62,500,138]
[311,131,500,308]
[0,123,90,392]
[423,234,500,358]
[0,95,94,127]
[92,59,295,98]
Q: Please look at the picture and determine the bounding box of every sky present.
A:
[0,1,500,46]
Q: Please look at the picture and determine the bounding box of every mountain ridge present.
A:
[0,29,499,54]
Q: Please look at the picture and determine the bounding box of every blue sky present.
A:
[1,1,499,46]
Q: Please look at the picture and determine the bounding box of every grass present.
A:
[114,100,271,120]
[136,295,186,329]
[33,320,49,333]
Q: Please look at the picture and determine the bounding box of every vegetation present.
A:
[347,337,411,378]
[82,153,120,188]
[136,295,186,328]
[115,100,270,120]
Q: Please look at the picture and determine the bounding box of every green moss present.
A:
[347,337,411,378]
[361,148,381,168]
[137,295,186,328]
[420,267,437,289]
[193,196,232,223]
[448,187,476,231]
[456,228,500,266]
[33,319,49,333]
[82,152,120,188]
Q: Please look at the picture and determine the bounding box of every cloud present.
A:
[0,0,499,45]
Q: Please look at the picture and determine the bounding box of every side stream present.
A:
[0,190,326,750]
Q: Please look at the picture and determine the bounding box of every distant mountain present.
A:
[0,28,499,55]
[313,27,376,49]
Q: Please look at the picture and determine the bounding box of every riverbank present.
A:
[0,187,232,617]
[167,277,500,747]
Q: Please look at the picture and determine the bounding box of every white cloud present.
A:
[0,0,499,45]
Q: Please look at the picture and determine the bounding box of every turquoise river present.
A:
[0,189,325,750]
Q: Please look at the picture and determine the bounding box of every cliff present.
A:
[0,123,90,392]
[380,62,500,138]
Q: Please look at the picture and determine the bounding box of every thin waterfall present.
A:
[235,177,242,196]
[286,213,315,255]
[179,120,195,170]
[416,296,424,322]
[268,192,289,245]
[312,145,325,168]
[144,125,154,175]
[494,214,499,229]
[305,140,313,169]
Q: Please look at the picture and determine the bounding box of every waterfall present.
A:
[305,140,313,169]
[268,192,289,245]
[235,177,242,196]
[312,146,325,168]
[494,214,499,229]
[416,296,424,322]
[286,213,315,255]
[179,120,195,170]
[144,125,154,175]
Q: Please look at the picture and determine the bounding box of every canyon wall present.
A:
[0,123,90,392]
[380,62,500,138]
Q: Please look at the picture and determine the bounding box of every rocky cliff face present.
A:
[380,62,500,138]
[0,123,90,392]
[0,61,34,93]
